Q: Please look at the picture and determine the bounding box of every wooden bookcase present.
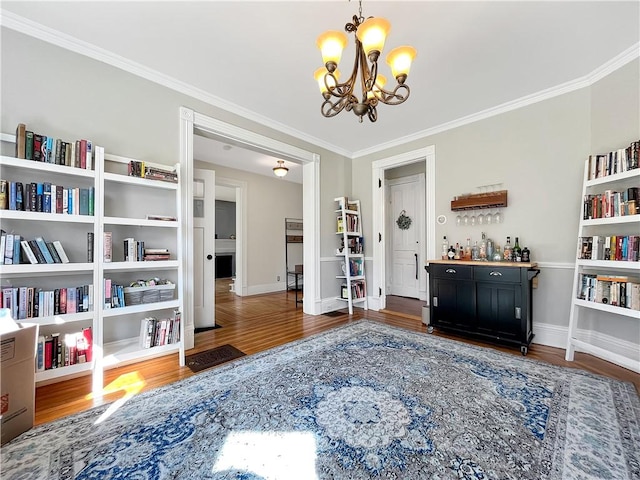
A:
[0,133,184,393]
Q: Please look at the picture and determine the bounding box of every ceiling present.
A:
[2,1,639,184]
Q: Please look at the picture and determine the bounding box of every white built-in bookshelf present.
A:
[565,144,640,373]
[0,132,184,393]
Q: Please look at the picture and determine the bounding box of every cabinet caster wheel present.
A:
[520,346,528,356]
[427,326,434,334]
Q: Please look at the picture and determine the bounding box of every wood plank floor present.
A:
[34,279,640,426]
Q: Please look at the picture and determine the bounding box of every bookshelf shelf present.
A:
[565,148,640,373]
[1,131,183,392]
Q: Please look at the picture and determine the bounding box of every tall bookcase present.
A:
[335,197,368,314]
[0,133,184,393]
[565,152,639,373]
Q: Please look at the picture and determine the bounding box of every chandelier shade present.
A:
[314,0,416,123]
[273,160,289,177]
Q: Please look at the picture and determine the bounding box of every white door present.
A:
[193,168,215,328]
[388,175,424,298]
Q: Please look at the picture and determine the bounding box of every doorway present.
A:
[370,146,436,313]
[179,108,321,350]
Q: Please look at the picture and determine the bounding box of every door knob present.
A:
[207,254,213,260]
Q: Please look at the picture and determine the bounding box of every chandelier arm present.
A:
[376,83,411,106]
[321,94,357,118]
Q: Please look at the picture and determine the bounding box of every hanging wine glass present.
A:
[477,211,485,225]
[494,209,502,224]
[456,213,462,226]
[463,212,469,226]
[470,210,477,226]
[485,210,493,225]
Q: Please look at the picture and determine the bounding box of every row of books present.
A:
[341,280,366,299]
[104,279,126,309]
[15,123,95,170]
[342,258,364,276]
[582,188,638,220]
[128,160,178,183]
[139,311,181,348]
[586,140,639,180]
[1,232,70,265]
[577,274,640,311]
[36,328,93,372]
[0,180,95,216]
[577,235,639,262]
[336,213,359,233]
[337,236,364,255]
[2,284,93,320]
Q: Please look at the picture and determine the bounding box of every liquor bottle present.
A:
[464,238,472,260]
[471,241,479,261]
[503,236,512,261]
[522,246,530,263]
[492,246,502,262]
[447,245,456,260]
[454,243,461,260]
[442,236,449,260]
[513,237,522,262]
[479,232,487,260]
[486,237,494,260]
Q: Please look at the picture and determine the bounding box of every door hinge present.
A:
[433,296,438,307]
[379,232,382,242]
[379,287,382,296]
[379,178,382,188]
[515,307,521,319]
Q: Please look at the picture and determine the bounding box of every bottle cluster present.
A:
[441,234,530,263]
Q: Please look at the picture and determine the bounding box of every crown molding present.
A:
[353,42,640,159]
[2,10,637,162]
[0,10,350,159]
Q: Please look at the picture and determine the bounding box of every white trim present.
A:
[536,262,575,270]
[353,43,640,159]
[2,9,637,160]
[371,147,436,311]
[247,282,286,296]
[534,322,640,372]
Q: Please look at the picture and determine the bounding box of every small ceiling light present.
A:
[273,160,289,177]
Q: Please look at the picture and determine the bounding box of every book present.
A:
[34,237,55,263]
[25,131,34,160]
[12,234,21,264]
[15,123,26,159]
[0,180,7,210]
[28,240,47,264]
[87,232,94,262]
[52,240,70,263]
[103,232,112,262]
[20,240,38,264]
[36,335,45,372]
[33,134,43,162]
[46,241,62,263]
[4,234,14,264]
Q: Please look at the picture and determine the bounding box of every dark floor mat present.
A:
[185,344,245,373]
[323,310,348,317]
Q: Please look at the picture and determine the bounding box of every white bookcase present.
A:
[335,197,368,314]
[0,134,184,393]
[565,156,640,373]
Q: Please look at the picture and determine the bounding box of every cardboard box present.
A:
[1,312,38,445]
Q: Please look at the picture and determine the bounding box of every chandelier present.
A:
[314,0,416,123]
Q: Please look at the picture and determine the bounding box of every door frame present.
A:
[385,173,426,300]
[370,146,436,311]
[180,107,321,349]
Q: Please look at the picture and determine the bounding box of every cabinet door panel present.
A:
[476,283,522,340]
[432,279,475,329]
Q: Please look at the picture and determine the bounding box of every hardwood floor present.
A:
[34,278,640,426]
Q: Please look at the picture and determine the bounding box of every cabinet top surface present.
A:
[426,260,537,268]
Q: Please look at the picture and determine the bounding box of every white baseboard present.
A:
[533,322,640,364]
[246,282,285,296]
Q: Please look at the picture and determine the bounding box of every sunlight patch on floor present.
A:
[85,371,146,425]
[212,431,318,480]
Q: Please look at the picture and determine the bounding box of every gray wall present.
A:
[215,200,236,239]
[352,59,640,349]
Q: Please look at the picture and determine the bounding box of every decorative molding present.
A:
[246,282,286,296]
[536,262,575,270]
[3,9,637,160]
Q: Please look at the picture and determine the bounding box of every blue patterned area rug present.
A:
[2,320,639,479]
